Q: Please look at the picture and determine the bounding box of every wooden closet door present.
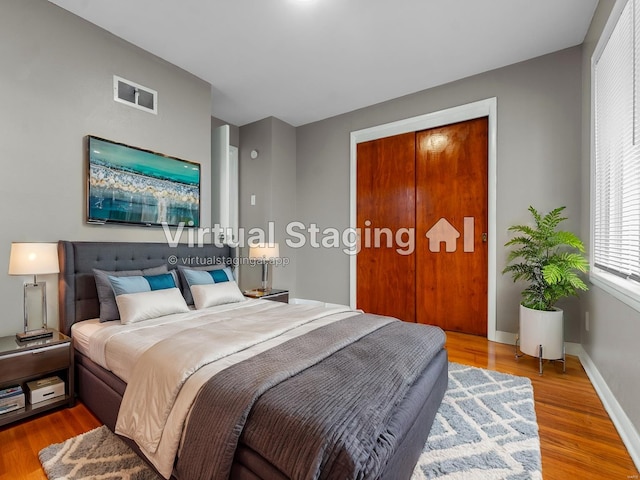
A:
[415,118,488,335]
[356,133,416,322]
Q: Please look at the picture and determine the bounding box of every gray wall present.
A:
[580,0,640,434]
[0,0,212,336]
[238,117,297,294]
[296,47,584,339]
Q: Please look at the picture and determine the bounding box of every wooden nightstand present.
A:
[243,288,289,303]
[0,330,74,427]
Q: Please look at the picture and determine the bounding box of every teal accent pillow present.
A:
[182,269,214,287]
[180,267,235,286]
[93,265,168,322]
[182,267,233,287]
[145,273,176,291]
[210,268,232,283]
[108,272,177,297]
[178,266,235,304]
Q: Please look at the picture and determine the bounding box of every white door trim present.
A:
[349,97,498,341]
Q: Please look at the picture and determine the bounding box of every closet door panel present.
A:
[416,118,488,335]
[356,133,416,322]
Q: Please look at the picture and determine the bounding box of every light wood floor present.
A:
[0,332,637,479]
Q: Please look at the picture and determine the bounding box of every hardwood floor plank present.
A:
[0,403,100,480]
[445,331,638,479]
[0,332,637,479]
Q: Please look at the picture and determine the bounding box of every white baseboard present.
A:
[575,345,640,472]
[493,333,639,470]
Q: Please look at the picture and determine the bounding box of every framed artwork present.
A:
[87,136,200,227]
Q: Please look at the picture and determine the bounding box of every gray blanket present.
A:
[176,314,446,480]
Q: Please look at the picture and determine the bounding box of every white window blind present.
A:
[594,0,640,286]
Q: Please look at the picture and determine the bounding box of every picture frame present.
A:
[86,136,200,228]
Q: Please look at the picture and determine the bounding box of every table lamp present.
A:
[8,242,59,341]
[249,243,280,291]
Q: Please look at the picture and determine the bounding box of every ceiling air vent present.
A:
[113,75,157,114]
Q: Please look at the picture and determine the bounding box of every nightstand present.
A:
[243,288,289,303]
[0,330,74,427]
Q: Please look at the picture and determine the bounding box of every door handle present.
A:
[482,233,488,243]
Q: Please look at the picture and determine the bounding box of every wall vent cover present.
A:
[113,75,157,114]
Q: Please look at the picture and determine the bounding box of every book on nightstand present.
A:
[0,385,25,414]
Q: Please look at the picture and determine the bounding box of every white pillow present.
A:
[190,281,246,309]
[115,288,190,324]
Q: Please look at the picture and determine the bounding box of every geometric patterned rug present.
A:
[412,362,542,480]
[39,425,161,479]
[39,362,541,480]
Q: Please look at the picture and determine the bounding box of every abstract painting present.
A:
[87,136,200,227]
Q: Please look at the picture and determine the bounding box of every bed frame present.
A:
[58,240,447,480]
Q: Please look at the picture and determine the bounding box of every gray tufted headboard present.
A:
[58,241,236,336]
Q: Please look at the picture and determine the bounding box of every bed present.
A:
[58,240,448,480]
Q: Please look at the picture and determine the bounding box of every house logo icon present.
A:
[425,217,475,253]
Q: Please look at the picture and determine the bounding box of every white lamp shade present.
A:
[249,243,280,260]
[8,243,60,275]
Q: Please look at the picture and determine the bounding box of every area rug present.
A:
[39,363,541,480]
[39,425,161,479]
[411,362,541,480]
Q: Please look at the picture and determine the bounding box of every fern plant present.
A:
[503,206,589,311]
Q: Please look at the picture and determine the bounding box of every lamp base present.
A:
[16,328,53,342]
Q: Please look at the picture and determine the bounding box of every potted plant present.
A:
[503,206,588,371]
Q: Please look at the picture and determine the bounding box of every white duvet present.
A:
[85,299,357,478]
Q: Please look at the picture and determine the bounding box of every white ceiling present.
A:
[49,0,598,127]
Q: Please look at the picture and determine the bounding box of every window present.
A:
[592,0,640,310]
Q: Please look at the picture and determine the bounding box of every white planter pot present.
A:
[519,304,564,360]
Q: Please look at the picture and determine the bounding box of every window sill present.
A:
[590,268,640,314]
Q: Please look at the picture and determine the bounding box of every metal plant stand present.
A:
[515,334,566,375]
